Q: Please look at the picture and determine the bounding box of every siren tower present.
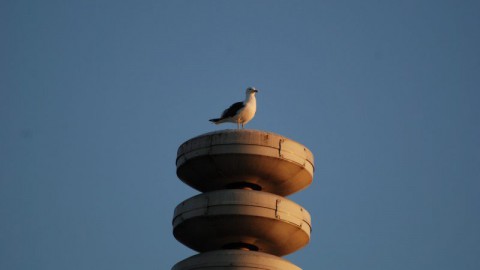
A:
[172,129,314,269]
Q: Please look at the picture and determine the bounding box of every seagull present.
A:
[209,87,258,129]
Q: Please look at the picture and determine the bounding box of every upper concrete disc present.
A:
[176,129,314,196]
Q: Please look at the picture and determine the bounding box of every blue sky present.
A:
[1,1,479,269]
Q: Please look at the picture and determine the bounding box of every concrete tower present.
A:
[172,129,314,269]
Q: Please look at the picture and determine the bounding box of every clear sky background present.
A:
[1,1,479,269]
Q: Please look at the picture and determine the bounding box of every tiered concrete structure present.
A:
[172,129,314,269]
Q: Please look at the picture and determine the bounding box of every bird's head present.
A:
[246,87,258,95]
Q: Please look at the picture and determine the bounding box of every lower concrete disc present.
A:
[173,190,311,256]
[172,250,301,270]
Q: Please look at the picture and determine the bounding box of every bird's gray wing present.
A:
[221,102,244,118]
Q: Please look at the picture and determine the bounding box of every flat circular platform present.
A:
[172,189,311,256]
[172,250,301,270]
[176,129,314,196]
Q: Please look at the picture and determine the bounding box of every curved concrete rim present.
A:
[173,190,311,233]
[176,129,314,173]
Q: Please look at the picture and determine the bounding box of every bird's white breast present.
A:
[238,96,256,124]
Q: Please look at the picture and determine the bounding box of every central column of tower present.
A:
[172,129,315,270]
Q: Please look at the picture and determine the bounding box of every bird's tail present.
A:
[209,118,221,124]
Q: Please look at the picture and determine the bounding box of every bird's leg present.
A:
[242,123,244,129]
[237,122,239,129]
